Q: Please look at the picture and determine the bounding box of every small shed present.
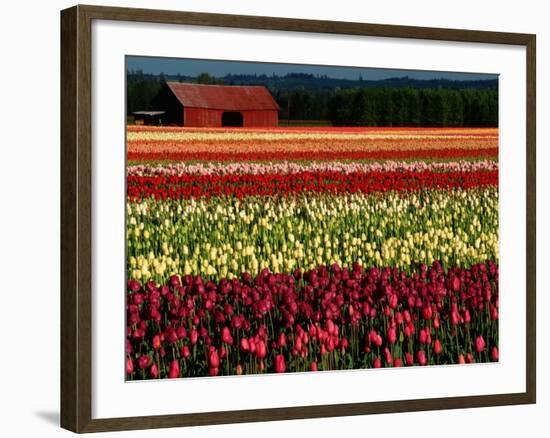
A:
[153,82,280,127]
[132,111,166,126]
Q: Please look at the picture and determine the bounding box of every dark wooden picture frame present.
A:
[60,4,536,433]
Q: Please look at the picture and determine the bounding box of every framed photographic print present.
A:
[60,4,536,433]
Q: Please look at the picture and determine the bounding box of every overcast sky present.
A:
[127,56,498,81]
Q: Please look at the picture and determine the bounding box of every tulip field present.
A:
[125,126,499,380]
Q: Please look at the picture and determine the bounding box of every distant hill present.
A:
[222,73,498,91]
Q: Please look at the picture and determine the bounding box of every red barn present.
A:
[153,82,280,127]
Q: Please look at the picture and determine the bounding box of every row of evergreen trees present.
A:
[327,87,498,127]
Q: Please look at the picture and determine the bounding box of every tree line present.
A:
[327,87,498,127]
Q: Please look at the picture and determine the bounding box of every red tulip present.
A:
[181,345,191,359]
[417,350,427,366]
[150,363,159,379]
[177,326,187,340]
[256,340,267,360]
[152,335,161,350]
[451,311,459,326]
[387,327,397,344]
[422,305,433,320]
[463,310,471,324]
[126,357,134,374]
[384,348,393,365]
[491,346,499,362]
[166,326,178,344]
[138,355,150,370]
[168,360,180,378]
[405,352,414,366]
[310,361,318,372]
[433,339,442,355]
[209,367,219,376]
[475,336,486,353]
[240,338,250,352]
[419,329,427,344]
[373,357,382,368]
[278,333,287,348]
[209,348,220,368]
[190,329,198,345]
[395,311,404,325]
[275,354,286,373]
[369,330,383,347]
[394,358,403,367]
[466,353,474,364]
[326,319,335,336]
[221,326,233,345]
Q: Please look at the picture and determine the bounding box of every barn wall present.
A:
[243,110,278,127]
[152,85,183,126]
[183,108,279,127]
[184,108,222,127]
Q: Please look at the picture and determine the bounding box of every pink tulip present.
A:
[138,355,150,370]
[168,360,179,378]
[387,327,397,344]
[240,338,250,352]
[190,329,198,345]
[433,339,442,355]
[491,346,499,362]
[152,335,161,350]
[150,363,159,379]
[255,340,267,360]
[451,311,459,326]
[126,357,134,374]
[475,336,486,353]
[275,354,286,373]
[278,333,287,348]
[310,361,318,372]
[417,350,427,366]
[463,310,471,324]
[221,326,233,345]
[209,348,220,368]
[176,326,187,340]
[181,345,190,359]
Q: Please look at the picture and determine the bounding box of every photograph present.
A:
[124,56,499,380]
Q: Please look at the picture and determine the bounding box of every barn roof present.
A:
[166,82,280,111]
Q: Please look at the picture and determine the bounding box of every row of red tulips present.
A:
[127,147,498,163]
[126,260,498,379]
[127,169,497,200]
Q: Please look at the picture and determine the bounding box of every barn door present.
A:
[222,111,244,127]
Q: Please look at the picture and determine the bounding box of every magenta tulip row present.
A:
[126,260,499,379]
